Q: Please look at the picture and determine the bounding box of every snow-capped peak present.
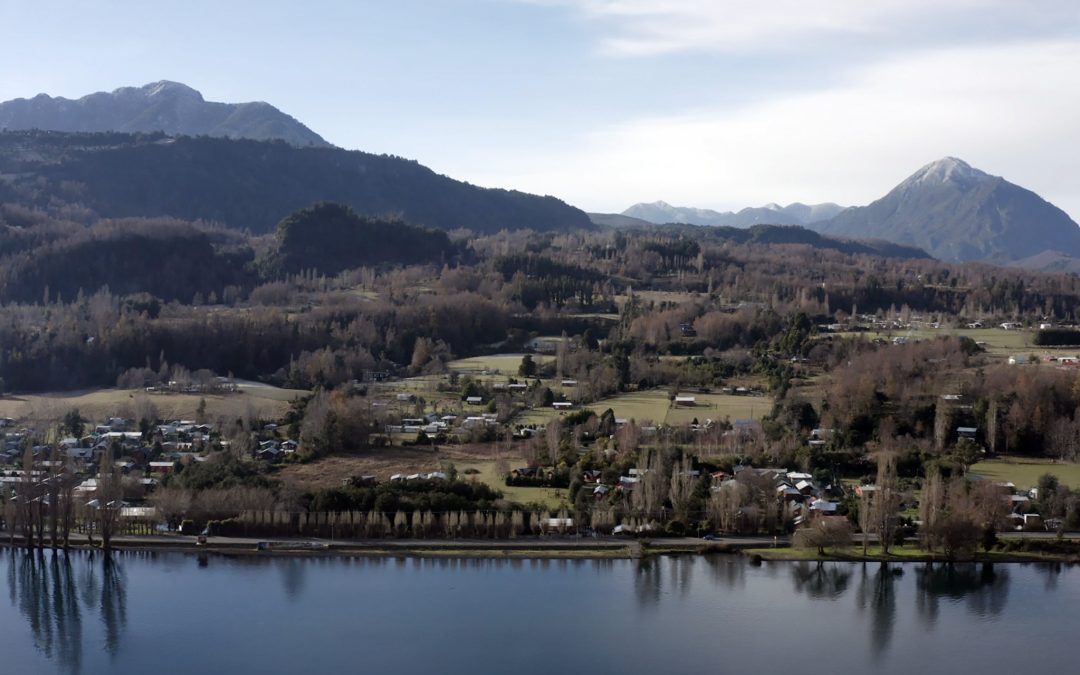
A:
[909,157,988,186]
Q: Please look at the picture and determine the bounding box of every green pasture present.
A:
[456,459,568,509]
[969,457,1080,489]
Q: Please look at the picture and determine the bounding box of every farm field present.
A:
[517,388,771,427]
[827,327,1080,361]
[447,354,553,374]
[0,386,304,426]
[455,459,567,509]
[969,457,1080,490]
[276,444,566,509]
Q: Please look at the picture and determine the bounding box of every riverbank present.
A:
[746,542,1080,564]
[0,532,770,559]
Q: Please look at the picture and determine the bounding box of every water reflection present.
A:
[790,561,852,600]
[855,563,900,662]
[914,562,1009,627]
[5,549,127,674]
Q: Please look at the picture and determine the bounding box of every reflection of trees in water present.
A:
[100,555,127,658]
[790,562,852,600]
[914,562,1009,628]
[279,558,306,601]
[1036,562,1062,592]
[701,554,746,591]
[634,558,663,609]
[668,556,695,598]
[4,549,128,674]
[855,563,900,663]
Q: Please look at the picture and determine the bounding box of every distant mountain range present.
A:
[0,131,591,234]
[616,158,1080,266]
[620,200,847,227]
[812,157,1080,264]
[0,81,329,147]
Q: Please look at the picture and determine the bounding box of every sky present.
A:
[2,0,1080,216]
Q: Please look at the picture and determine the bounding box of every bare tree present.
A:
[95,445,124,551]
[919,467,945,553]
[668,455,695,523]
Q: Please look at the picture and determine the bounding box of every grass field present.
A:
[828,327,1080,361]
[517,388,772,427]
[455,459,568,509]
[447,354,554,374]
[0,385,305,426]
[615,290,703,307]
[277,445,567,509]
[969,457,1080,489]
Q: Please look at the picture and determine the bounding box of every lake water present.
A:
[1,549,1077,674]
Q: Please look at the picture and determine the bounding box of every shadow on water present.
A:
[790,561,853,600]
[914,562,1009,628]
[855,563,901,663]
[5,548,128,674]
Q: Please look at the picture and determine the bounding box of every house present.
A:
[149,461,175,473]
[809,499,839,513]
[1022,513,1044,531]
[1008,355,1030,365]
[957,426,977,438]
[679,323,697,337]
[855,484,877,499]
[281,440,299,454]
[527,337,560,353]
[254,444,282,460]
[582,470,603,484]
[673,395,696,406]
[465,396,483,405]
[552,401,574,410]
[560,379,578,387]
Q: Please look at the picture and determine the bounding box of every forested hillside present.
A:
[0,131,593,234]
[259,203,462,276]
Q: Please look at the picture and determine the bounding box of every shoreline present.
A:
[3,533,1079,563]
[0,533,744,559]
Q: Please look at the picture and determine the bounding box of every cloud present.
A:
[464,40,1080,217]
[525,0,1072,55]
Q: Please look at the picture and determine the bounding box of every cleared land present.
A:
[447,354,553,374]
[970,457,1080,489]
[0,385,306,426]
[518,388,770,426]
[277,443,566,509]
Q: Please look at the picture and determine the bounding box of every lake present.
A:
[1,549,1077,674]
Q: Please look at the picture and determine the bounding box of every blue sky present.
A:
[2,0,1080,216]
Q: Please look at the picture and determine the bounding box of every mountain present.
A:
[0,131,592,234]
[814,157,1080,263]
[623,200,846,227]
[0,81,329,147]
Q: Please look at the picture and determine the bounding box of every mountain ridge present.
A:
[623,200,847,227]
[0,81,329,147]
